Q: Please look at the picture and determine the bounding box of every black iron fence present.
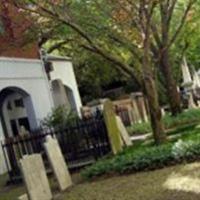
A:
[1,116,111,183]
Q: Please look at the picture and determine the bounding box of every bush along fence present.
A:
[1,115,111,183]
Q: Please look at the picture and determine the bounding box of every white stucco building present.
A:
[47,55,82,115]
[0,55,82,174]
[0,0,82,175]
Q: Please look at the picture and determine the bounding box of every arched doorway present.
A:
[0,87,37,138]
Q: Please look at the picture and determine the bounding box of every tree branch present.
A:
[167,0,196,49]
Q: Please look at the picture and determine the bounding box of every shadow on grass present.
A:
[58,162,200,200]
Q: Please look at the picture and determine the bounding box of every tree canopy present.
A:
[14,0,199,144]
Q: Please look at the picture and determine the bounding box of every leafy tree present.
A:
[20,0,197,116]
[15,0,170,144]
[50,44,134,103]
[73,53,126,103]
[41,106,78,129]
[155,0,196,115]
[173,1,200,70]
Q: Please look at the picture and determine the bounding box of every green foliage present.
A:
[41,106,78,128]
[172,139,200,160]
[81,143,174,179]
[73,52,130,103]
[82,138,200,179]
[127,109,200,136]
[127,122,151,136]
[163,109,200,129]
[82,121,200,179]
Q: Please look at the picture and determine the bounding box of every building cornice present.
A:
[0,57,42,64]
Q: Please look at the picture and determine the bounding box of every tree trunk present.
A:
[142,42,166,145]
[142,76,166,145]
[160,50,182,116]
[140,3,166,145]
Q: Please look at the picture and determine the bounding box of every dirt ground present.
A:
[1,162,200,200]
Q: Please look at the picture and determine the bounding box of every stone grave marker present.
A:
[18,194,28,200]
[116,116,133,147]
[20,154,52,200]
[103,100,123,154]
[44,136,72,191]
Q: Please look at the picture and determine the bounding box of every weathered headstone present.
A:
[20,154,52,200]
[181,56,196,109]
[44,136,72,191]
[131,98,142,123]
[135,93,148,122]
[126,106,134,125]
[116,116,132,147]
[103,100,123,154]
[161,108,166,117]
[18,194,28,200]
[188,93,197,109]
[181,56,193,84]
[139,98,148,122]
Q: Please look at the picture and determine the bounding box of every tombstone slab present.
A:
[131,98,142,123]
[116,116,132,147]
[103,100,123,154]
[20,154,52,200]
[18,194,28,200]
[44,136,72,191]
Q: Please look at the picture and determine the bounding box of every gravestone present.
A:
[161,108,166,117]
[134,93,148,122]
[103,100,123,154]
[44,136,72,191]
[188,93,197,109]
[18,194,28,200]
[181,56,197,109]
[116,116,132,147]
[20,154,52,200]
[131,98,142,123]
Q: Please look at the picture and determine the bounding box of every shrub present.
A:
[172,139,200,160]
[82,137,200,179]
[127,122,151,136]
[127,109,200,136]
[82,144,173,179]
[163,109,200,129]
[41,106,78,129]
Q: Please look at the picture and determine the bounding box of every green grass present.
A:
[0,174,25,200]
[0,173,82,200]
[127,109,200,136]
[1,123,200,199]
[59,162,200,200]
[127,122,151,136]
[2,163,200,200]
[82,123,200,179]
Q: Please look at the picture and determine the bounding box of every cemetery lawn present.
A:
[59,162,200,200]
[0,174,25,200]
[1,162,200,200]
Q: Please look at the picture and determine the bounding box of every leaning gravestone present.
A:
[116,116,133,147]
[20,154,52,200]
[103,100,123,154]
[18,194,28,200]
[44,136,72,191]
